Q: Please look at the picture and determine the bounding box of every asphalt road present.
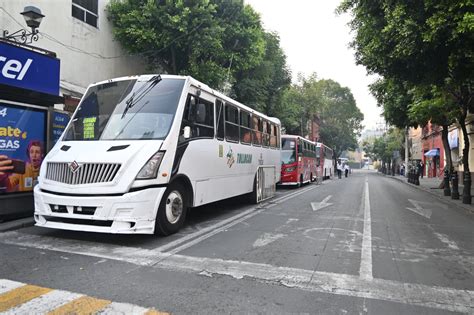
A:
[0,170,473,314]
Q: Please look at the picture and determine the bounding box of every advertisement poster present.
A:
[52,111,70,145]
[0,103,46,194]
[448,129,459,149]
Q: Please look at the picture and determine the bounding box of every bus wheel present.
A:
[155,183,187,236]
[247,174,259,204]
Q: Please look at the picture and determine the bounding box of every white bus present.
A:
[316,142,333,180]
[34,75,281,235]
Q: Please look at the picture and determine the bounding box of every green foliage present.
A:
[279,74,364,157]
[107,0,266,89]
[338,0,473,112]
[107,0,291,116]
[338,1,473,88]
[363,128,404,163]
[408,85,459,128]
[369,78,414,129]
[339,0,473,175]
[231,32,292,115]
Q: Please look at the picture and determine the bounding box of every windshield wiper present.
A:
[121,75,162,118]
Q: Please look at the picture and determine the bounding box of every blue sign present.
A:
[0,41,60,95]
[52,111,70,145]
[0,102,46,193]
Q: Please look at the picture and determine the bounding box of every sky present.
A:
[245,0,383,130]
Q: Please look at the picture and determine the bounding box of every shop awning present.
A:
[424,149,439,157]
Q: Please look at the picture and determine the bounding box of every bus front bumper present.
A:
[33,186,166,234]
[279,172,299,185]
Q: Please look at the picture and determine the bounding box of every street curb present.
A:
[378,172,474,215]
[0,217,35,233]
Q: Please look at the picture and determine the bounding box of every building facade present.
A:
[421,122,444,178]
[0,0,149,219]
[1,0,148,103]
[409,127,422,161]
[306,115,321,143]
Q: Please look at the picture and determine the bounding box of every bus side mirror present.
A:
[183,126,191,139]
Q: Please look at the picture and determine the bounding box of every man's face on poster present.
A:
[29,145,42,168]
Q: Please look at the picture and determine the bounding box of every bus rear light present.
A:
[136,151,165,180]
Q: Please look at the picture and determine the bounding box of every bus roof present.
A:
[282,135,315,143]
[316,142,332,150]
[88,74,281,125]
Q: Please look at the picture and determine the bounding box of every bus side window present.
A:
[225,103,239,142]
[252,116,262,146]
[240,110,252,144]
[276,125,280,148]
[216,100,225,140]
[182,94,214,139]
[270,124,277,148]
[262,121,270,147]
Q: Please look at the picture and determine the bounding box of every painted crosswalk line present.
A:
[0,279,168,315]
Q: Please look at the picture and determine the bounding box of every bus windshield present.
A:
[281,138,296,164]
[63,76,185,141]
[281,150,296,165]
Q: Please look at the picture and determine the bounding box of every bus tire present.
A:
[247,174,259,204]
[154,182,187,236]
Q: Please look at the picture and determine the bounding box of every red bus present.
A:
[316,142,334,180]
[280,135,317,186]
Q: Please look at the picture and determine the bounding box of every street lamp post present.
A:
[2,6,44,44]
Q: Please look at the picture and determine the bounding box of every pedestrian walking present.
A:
[419,161,424,178]
[344,163,350,177]
[336,160,342,179]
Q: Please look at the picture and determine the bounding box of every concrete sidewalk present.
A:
[384,173,474,215]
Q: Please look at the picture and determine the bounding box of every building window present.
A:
[72,0,98,28]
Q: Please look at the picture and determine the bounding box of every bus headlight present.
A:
[286,167,296,172]
[136,151,165,180]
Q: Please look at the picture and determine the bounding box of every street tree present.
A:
[365,129,404,174]
[409,86,459,194]
[315,79,364,158]
[231,31,292,115]
[369,78,415,129]
[107,0,266,90]
[338,0,474,203]
[279,74,364,158]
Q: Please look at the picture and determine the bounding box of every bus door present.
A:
[178,87,216,206]
[297,138,304,182]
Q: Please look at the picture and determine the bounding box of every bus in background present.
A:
[316,142,334,180]
[34,74,281,235]
[280,135,317,186]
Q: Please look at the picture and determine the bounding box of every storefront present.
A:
[0,39,62,220]
[421,122,445,178]
[424,148,441,178]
